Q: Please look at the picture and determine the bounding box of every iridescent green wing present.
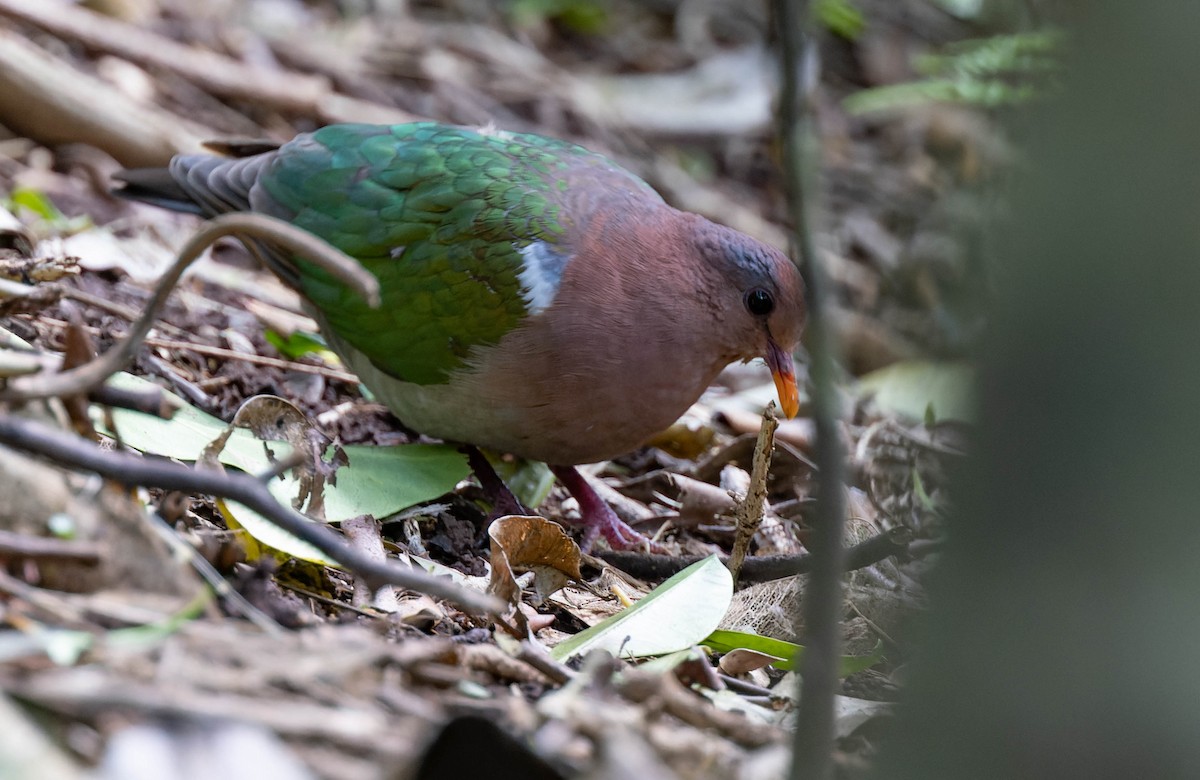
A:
[252,123,648,385]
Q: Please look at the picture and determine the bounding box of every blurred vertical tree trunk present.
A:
[773,1,848,778]
[873,3,1200,777]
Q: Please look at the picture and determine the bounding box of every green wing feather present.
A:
[252,123,645,385]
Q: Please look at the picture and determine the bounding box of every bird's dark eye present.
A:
[745,288,775,317]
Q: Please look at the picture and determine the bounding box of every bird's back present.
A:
[121,122,660,386]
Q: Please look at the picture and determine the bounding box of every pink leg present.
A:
[549,465,666,553]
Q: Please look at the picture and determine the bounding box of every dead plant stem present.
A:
[0,213,378,403]
[0,412,503,615]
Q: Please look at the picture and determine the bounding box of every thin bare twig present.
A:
[278,582,380,618]
[595,526,911,583]
[143,335,361,384]
[0,529,101,565]
[143,511,282,635]
[0,213,379,403]
[30,316,361,385]
[517,640,576,685]
[80,324,358,384]
[727,402,779,580]
[87,381,176,418]
[773,1,849,777]
[59,285,188,338]
[616,669,784,749]
[0,413,503,615]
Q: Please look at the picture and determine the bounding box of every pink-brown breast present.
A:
[328,201,805,465]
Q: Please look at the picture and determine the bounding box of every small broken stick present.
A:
[726,401,779,581]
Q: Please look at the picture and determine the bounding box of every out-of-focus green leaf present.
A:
[857,360,974,423]
[817,0,865,40]
[263,329,334,361]
[845,30,1061,113]
[845,78,1037,113]
[916,30,1061,79]
[508,0,607,34]
[636,647,711,675]
[931,0,984,18]
[8,187,62,222]
[104,590,210,651]
[912,467,939,512]
[0,590,209,666]
[5,186,92,234]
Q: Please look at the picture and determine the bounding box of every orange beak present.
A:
[765,339,800,419]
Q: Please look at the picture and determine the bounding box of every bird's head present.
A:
[695,222,807,418]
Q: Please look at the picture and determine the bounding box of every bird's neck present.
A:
[564,204,739,378]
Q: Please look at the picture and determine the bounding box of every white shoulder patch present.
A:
[476,122,514,141]
[517,241,572,314]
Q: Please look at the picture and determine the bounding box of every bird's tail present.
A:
[111,167,205,215]
[114,149,273,217]
[113,148,305,288]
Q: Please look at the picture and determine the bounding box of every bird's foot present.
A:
[463,446,531,518]
[550,465,667,554]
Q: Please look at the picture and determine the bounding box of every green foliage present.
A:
[919,30,1060,81]
[703,629,884,675]
[7,187,60,221]
[263,329,329,360]
[845,30,1062,113]
[507,0,608,34]
[3,186,91,234]
[817,0,865,40]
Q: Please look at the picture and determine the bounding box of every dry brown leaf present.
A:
[487,515,581,615]
[718,647,784,676]
[228,394,345,520]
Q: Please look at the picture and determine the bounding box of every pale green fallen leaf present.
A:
[218,498,339,566]
[704,687,786,724]
[95,373,470,564]
[103,590,210,652]
[100,373,468,519]
[551,555,733,662]
[263,328,329,360]
[100,373,282,469]
[323,444,469,521]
